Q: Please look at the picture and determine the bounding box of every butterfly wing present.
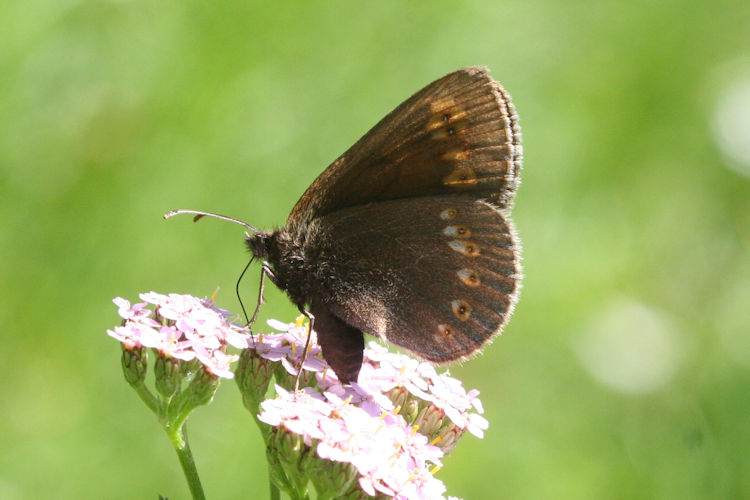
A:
[288,67,522,224]
[306,194,520,363]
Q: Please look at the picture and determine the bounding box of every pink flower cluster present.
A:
[362,342,489,440]
[249,318,329,377]
[259,385,447,499]
[263,320,489,440]
[108,292,252,378]
[255,320,490,498]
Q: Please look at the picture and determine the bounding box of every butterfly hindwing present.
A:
[288,67,522,223]
[306,194,521,362]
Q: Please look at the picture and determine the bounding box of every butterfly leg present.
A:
[294,308,315,393]
[248,262,277,327]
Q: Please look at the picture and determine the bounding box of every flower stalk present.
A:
[168,424,205,500]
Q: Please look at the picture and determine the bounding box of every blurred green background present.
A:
[2,0,750,498]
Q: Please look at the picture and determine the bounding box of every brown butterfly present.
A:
[168,66,522,384]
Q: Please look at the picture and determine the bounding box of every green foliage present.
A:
[1,0,749,498]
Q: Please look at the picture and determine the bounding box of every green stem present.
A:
[173,402,195,431]
[167,424,205,500]
[269,478,280,500]
[131,381,159,414]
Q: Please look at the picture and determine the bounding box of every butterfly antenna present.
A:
[164,209,261,234]
[165,208,261,339]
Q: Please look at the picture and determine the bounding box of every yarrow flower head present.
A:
[260,320,489,445]
[108,292,254,426]
[108,292,251,379]
[245,318,489,498]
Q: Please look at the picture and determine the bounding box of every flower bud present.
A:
[415,403,447,440]
[121,345,147,386]
[235,348,274,412]
[154,354,182,398]
[433,425,464,454]
[305,452,359,499]
[185,366,220,408]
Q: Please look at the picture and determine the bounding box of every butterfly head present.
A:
[245,231,273,259]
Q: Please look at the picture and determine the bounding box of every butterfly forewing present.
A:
[288,66,522,224]
[306,195,521,362]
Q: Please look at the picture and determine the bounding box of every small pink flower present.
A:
[363,344,433,401]
[427,374,488,438]
[196,350,240,378]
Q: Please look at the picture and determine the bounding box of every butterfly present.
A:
[168,66,522,384]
